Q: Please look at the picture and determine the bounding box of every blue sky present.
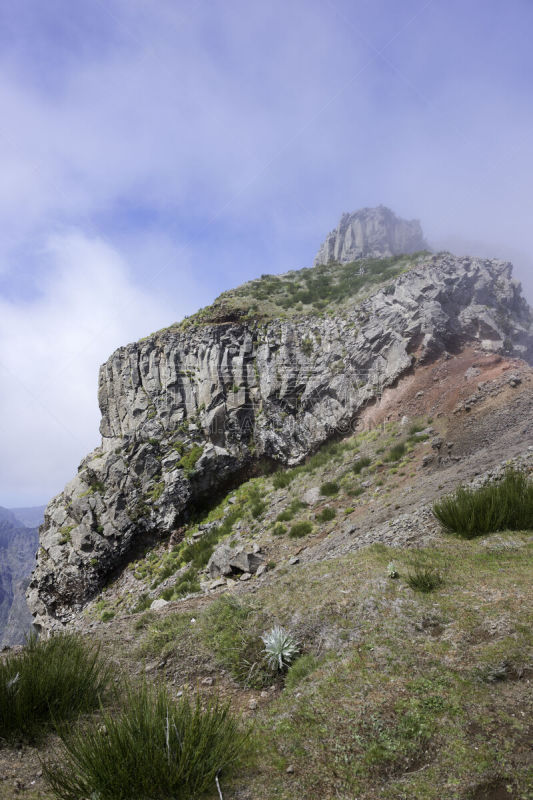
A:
[1,0,532,506]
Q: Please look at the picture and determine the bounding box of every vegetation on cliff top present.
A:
[157,250,431,332]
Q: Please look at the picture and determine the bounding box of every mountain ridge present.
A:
[27,238,533,630]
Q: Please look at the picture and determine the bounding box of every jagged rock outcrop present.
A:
[27,252,533,631]
[207,543,264,578]
[0,508,39,646]
[314,206,428,265]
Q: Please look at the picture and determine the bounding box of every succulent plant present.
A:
[387,561,399,579]
[261,626,299,672]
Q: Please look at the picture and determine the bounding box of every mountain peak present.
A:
[314,206,428,265]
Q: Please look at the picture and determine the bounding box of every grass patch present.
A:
[285,654,320,690]
[272,470,297,490]
[346,486,365,498]
[289,520,313,538]
[272,523,287,536]
[44,683,248,800]
[178,444,203,477]
[352,456,372,474]
[201,596,271,688]
[0,634,110,744]
[160,567,201,601]
[384,441,407,462]
[320,481,339,497]
[433,467,533,537]
[276,499,306,523]
[139,613,192,658]
[406,565,444,593]
[316,507,336,523]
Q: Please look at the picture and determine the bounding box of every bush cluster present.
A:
[44,685,247,800]
[0,634,111,744]
[433,468,533,537]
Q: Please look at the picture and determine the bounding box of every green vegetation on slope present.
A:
[433,467,533,537]
[44,684,248,800]
[0,634,111,744]
[133,532,533,800]
[172,251,430,328]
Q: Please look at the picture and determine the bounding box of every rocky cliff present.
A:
[27,245,533,631]
[314,206,428,265]
[0,508,38,646]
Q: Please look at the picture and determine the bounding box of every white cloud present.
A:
[0,231,175,506]
[1,0,532,508]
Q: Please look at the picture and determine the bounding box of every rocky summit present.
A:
[314,205,428,264]
[27,213,533,632]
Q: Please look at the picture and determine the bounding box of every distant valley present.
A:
[0,506,42,646]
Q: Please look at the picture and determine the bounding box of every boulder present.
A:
[207,544,264,578]
[302,487,320,505]
[151,598,168,610]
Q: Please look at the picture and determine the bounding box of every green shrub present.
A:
[44,684,248,800]
[301,338,313,356]
[272,470,296,490]
[272,523,287,536]
[160,568,201,601]
[251,501,267,519]
[289,520,313,538]
[133,610,156,631]
[285,654,319,690]
[131,593,152,614]
[320,481,339,497]
[148,481,165,502]
[406,565,444,593]
[178,506,243,572]
[178,445,203,477]
[201,596,270,688]
[317,507,336,523]
[352,456,371,474]
[139,613,191,658]
[384,442,407,462]
[276,499,306,523]
[101,610,115,623]
[433,468,533,537]
[347,486,364,498]
[0,634,111,744]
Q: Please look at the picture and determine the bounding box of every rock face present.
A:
[0,508,39,646]
[314,206,428,265]
[27,252,533,631]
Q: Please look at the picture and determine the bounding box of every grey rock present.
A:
[207,544,263,579]
[302,487,320,505]
[314,206,428,264]
[465,366,481,380]
[150,598,168,610]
